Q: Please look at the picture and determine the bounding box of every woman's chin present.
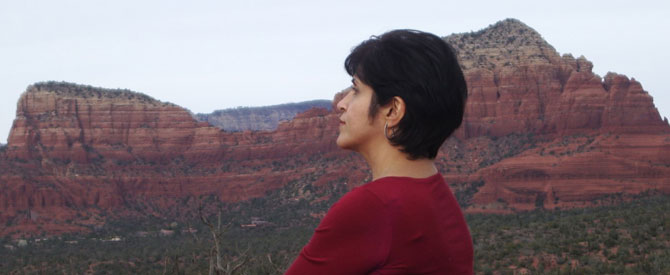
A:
[335,138,346,149]
[335,136,352,150]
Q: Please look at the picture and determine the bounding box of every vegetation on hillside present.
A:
[195,99,332,132]
[31,81,163,103]
[1,178,668,274]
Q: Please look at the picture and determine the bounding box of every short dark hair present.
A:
[344,29,468,159]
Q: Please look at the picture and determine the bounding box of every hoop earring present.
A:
[384,122,395,140]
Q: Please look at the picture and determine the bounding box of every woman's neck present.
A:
[361,143,437,181]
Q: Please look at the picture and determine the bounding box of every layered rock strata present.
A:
[1,19,669,237]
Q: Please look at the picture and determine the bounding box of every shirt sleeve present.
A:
[285,188,391,275]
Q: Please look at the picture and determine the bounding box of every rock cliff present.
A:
[1,19,669,237]
[445,19,667,138]
[0,82,349,237]
[443,19,670,212]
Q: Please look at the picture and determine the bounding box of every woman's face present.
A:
[336,76,384,152]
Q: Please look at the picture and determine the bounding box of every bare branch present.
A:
[200,206,248,275]
[187,221,200,243]
[162,255,169,275]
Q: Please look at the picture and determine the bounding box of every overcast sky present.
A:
[1,0,668,143]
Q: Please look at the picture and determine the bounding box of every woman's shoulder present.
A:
[337,184,386,208]
[318,185,389,231]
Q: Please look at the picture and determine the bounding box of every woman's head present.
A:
[343,29,468,159]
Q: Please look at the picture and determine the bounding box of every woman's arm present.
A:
[285,188,391,275]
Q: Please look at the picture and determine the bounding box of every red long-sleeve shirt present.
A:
[286,173,473,274]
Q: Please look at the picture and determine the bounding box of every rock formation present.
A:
[443,19,670,212]
[445,19,667,138]
[1,19,669,237]
[0,82,349,237]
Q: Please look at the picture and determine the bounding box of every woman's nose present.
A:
[337,99,345,112]
[336,89,353,112]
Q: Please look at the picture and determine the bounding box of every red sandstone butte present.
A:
[1,18,669,237]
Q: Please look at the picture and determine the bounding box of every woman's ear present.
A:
[385,96,405,127]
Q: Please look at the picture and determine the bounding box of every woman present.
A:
[286,29,473,274]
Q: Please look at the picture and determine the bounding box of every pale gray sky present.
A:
[1,0,668,143]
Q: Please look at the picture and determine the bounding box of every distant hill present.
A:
[195,100,332,131]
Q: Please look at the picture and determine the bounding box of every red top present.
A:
[285,173,473,274]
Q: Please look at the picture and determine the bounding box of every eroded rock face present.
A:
[0,82,350,237]
[439,19,670,213]
[446,19,667,139]
[7,84,207,162]
[1,18,669,237]
[465,133,670,213]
